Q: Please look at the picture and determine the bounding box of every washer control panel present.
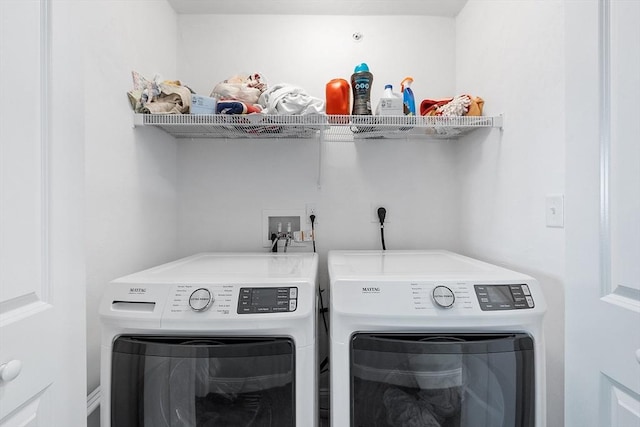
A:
[188,288,213,311]
[168,284,234,316]
[237,287,298,314]
[432,285,455,308]
[474,284,535,311]
[410,283,474,311]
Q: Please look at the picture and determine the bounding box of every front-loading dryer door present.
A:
[110,336,295,427]
[350,333,535,427]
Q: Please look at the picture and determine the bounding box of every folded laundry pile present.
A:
[259,83,324,116]
[210,73,266,115]
[211,73,324,116]
[128,70,325,116]
[420,95,484,117]
[127,71,193,114]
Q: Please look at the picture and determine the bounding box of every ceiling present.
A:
[167,0,468,17]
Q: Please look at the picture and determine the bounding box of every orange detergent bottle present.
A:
[325,78,350,123]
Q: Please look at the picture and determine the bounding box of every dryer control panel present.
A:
[237,287,298,314]
[474,284,535,311]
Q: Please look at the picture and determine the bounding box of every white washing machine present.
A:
[100,252,318,427]
[328,250,546,427]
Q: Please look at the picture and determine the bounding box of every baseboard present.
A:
[87,386,101,416]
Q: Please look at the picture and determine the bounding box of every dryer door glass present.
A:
[350,333,534,427]
[111,336,295,427]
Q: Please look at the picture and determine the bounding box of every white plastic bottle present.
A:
[376,84,403,116]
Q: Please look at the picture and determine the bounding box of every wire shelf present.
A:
[133,113,502,141]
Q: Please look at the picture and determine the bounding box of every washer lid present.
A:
[328,250,532,282]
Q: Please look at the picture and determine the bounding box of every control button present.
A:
[189,288,213,312]
[522,284,531,296]
[289,288,297,299]
[432,285,455,308]
[526,296,534,307]
[289,300,297,311]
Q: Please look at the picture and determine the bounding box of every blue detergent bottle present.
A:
[401,76,416,116]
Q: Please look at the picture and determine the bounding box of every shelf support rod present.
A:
[316,132,323,189]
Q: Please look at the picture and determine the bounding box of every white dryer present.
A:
[328,250,546,427]
[100,252,318,427]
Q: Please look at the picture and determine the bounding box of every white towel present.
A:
[259,83,325,115]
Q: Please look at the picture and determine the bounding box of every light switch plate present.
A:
[546,194,564,228]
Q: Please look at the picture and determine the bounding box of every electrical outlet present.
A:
[306,203,318,224]
[370,203,390,223]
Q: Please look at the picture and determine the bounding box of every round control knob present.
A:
[432,285,455,308]
[189,288,213,312]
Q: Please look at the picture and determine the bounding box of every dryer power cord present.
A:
[310,214,316,253]
[377,207,387,250]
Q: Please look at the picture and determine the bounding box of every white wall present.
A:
[455,1,565,426]
[177,15,457,101]
[82,0,179,420]
[175,15,462,279]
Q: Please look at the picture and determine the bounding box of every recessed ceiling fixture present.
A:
[352,32,363,41]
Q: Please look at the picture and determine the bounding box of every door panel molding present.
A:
[600,374,640,426]
[599,0,640,309]
[0,389,47,427]
[0,0,51,312]
[38,0,51,304]
[599,0,612,297]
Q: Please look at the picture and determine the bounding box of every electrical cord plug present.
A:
[310,214,316,253]
[377,207,387,250]
[377,207,386,225]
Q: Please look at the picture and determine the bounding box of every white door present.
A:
[0,0,86,425]
[565,0,640,426]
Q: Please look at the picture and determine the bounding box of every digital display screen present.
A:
[250,288,278,306]
[238,287,293,314]
[486,285,514,303]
